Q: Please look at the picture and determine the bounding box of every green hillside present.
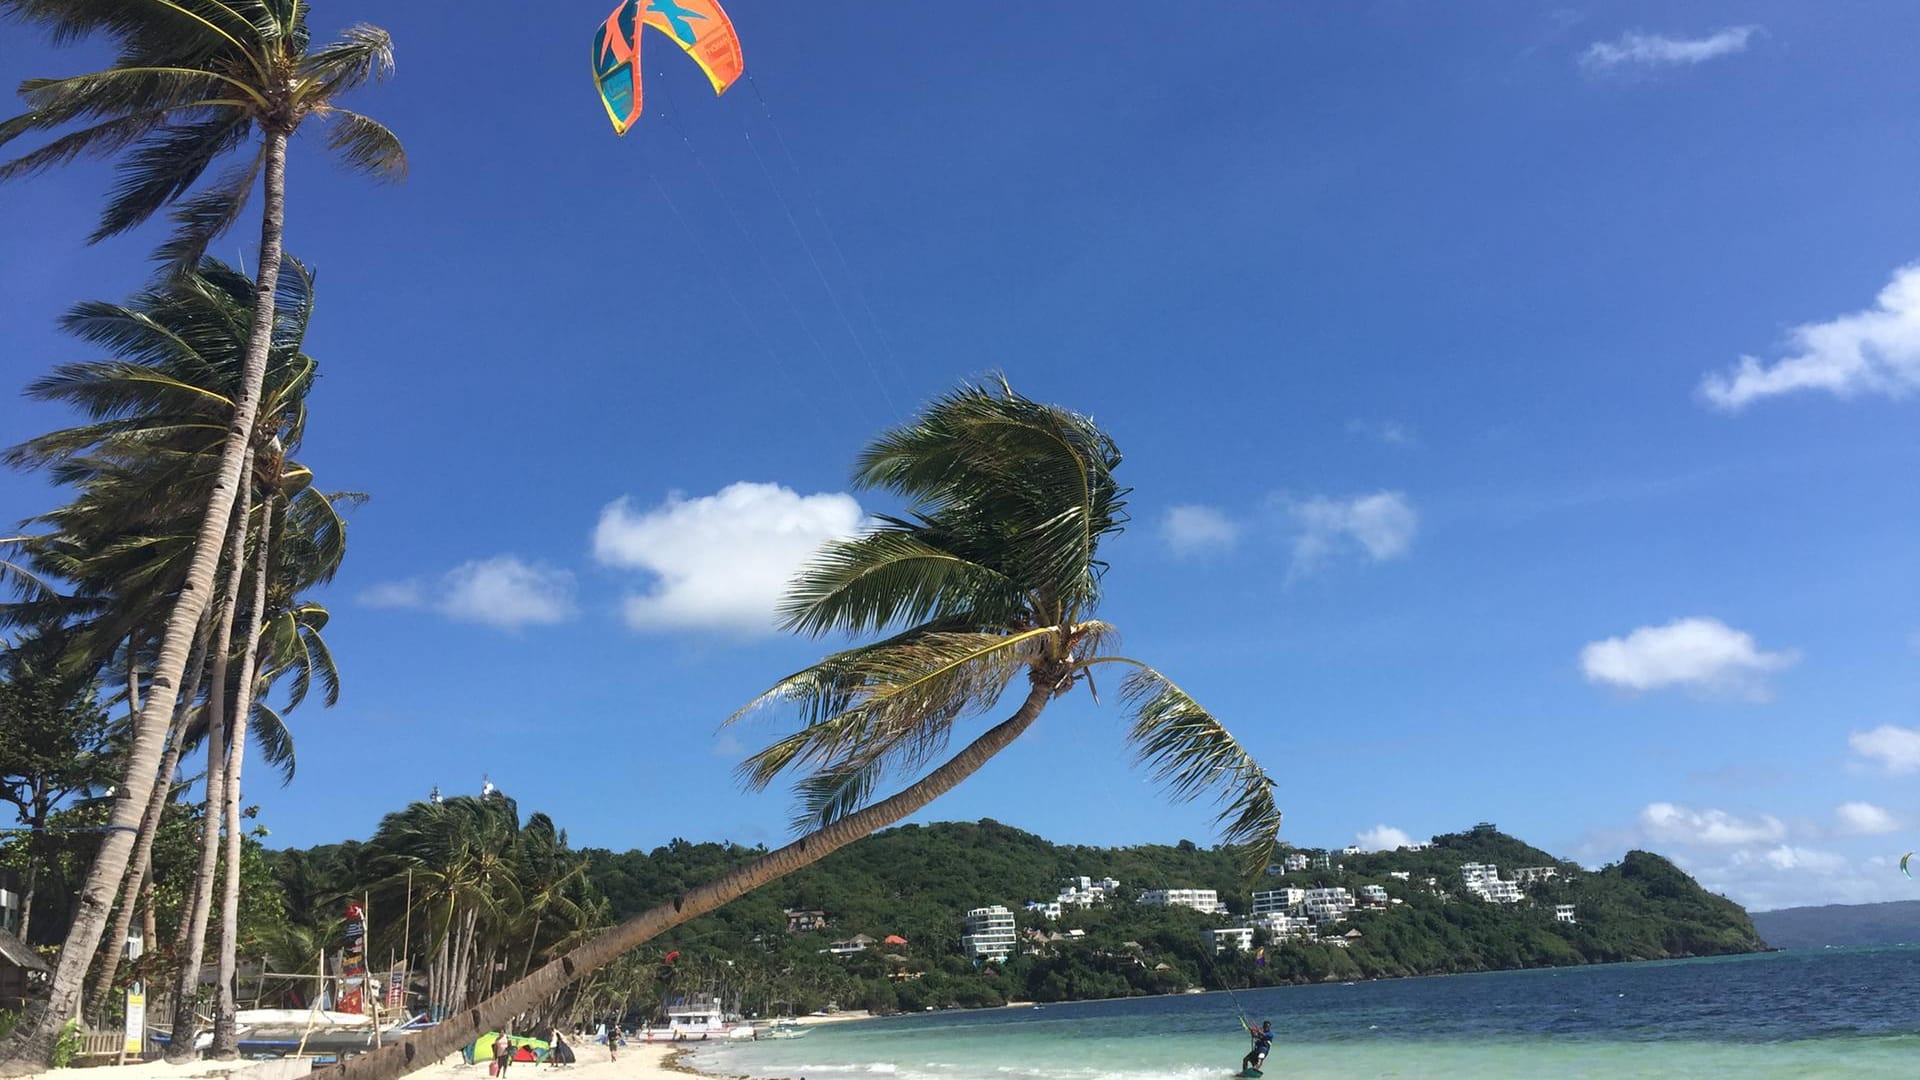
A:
[265,816,1763,1016]
[571,819,1766,1012]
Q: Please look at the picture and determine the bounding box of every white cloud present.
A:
[1679,845,1907,911]
[1579,26,1759,72]
[359,556,576,631]
[1849,724,1920,775]
[1355,825,1413,852]
[593,482,864,634]
[1161,504,1239,557]
[358,580,425,609]
[1835,801,1899,836]
[1701,263,1920,410]
[1639,802,1786,846]
[1579,617,1798,699]
[1583,802,1907,911]
[1345,419,1417,447]
[1289,491,1417,575]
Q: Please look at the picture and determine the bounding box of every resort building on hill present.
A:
[1139,888,1227,915]
[1460,863,1524,904]
[1357,885,1390,907]
[827,934,875,955]
[1313,853,1333,871]
[784,909,828,934]
[1389,871,1411,881]
[1283,853,1311,872]
[1205,926,1256,954]
[1341,845,1363,856]
[1513,867,1559,885]
[1253,888,1306,915]
[1025,900,1064,920]
[1303,887,1355,924]
[1059,876,1120,906]
[1257,912,1314,940]
[1400,841,1432,852]
[962,905,1017,963]
[1555,904,1578,924]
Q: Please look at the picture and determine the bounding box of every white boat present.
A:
[654,994,756,1041]
[762,1019,810,1040]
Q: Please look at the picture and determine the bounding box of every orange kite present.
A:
[593,0,746,135]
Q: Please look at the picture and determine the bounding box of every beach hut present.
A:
[0,928,50,1012]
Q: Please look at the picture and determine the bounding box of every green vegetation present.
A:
[265,815,1764,1017]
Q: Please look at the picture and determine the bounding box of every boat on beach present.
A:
[646,992,757,1041]
[153,1008,417,1059]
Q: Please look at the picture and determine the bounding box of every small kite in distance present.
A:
[1902,852,1913,880]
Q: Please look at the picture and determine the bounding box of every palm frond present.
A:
[734,627,1056,808]
[153,144,264,270]
[248,698,297,785]
[778,525,1025,638]
[92,112,251,241]
[301,24,394,96]
[319,108,405,181]
[789,760,882,833]
[1117,663,1282,879]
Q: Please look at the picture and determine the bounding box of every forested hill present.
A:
[1750,901,1920,949]
[266,817,1764,1014]
[569,819,1766,1010]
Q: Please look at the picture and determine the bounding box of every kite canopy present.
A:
[1902,851,1913,879]
[594,0,746,135]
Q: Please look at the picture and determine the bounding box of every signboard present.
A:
[123,985,145,1055]
[339,900,368,1014]
[386,965,406,1010]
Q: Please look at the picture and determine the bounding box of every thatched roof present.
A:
[0,928,50,973]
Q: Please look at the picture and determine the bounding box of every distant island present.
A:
[1750,900,1920,950]
[274,817,1766,1014]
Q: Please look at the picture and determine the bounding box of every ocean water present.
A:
[689,948,1920,1079]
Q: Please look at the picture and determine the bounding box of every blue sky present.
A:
[3,3,1918,911]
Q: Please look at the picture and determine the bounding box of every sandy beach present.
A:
[8,1041,688,1080]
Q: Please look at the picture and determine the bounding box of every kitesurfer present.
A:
[1242,1020,1274,1075]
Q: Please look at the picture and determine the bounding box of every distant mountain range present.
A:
[1750,900,1920,949]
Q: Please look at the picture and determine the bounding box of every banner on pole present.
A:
[339,900,368,1014]
[386,965,406,1009]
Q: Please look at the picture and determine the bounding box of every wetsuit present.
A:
[1242,1027,1273,1072]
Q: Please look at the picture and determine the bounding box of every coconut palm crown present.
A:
[0,0,404,269]
[733,377,1282,874]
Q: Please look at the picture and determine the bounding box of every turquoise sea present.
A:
[689,948,1920,1079]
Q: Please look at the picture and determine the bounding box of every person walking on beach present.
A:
[1241,1020,1273,1075]
[493,1032,515,1076]
[606,1020,619,1062]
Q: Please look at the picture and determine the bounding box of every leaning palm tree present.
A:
[0,2,401,1064]
[331,379,1282,1080]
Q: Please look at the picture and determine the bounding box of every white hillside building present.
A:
[1252,888,1306,915]
[1205,927,1255,954]
[962,906,1017,962]
[1555,904,1577,924]
[1139,889,1227,915]
[1460,863,1523,904]
[1514,867,1559,885]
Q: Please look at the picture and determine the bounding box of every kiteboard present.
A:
[1235,1069,1263,1079]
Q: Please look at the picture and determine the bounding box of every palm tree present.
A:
[1,258,348,1055]
[0,3,400,1062]
[332,379,1282,1080]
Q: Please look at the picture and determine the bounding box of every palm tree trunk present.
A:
[0,132,290,1076]
[329,678,1056,1080]
[212,507,274,1058]
[165,463,257,1064]
[89,624,213,1021]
